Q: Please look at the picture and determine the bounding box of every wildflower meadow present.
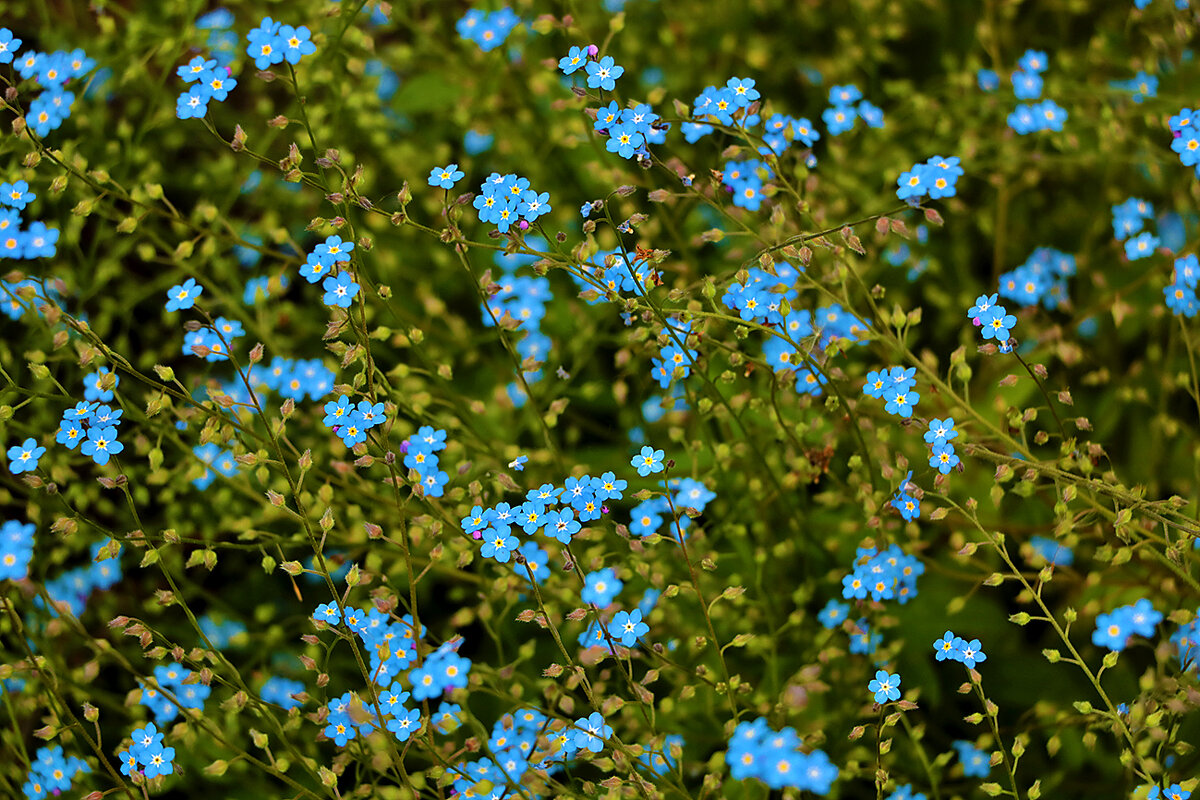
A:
[3,1,1200,798]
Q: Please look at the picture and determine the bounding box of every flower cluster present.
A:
[403,427,450,497]
[896,155,963,202]
[0,275,61,320]
[312,603,422,689]
[480,243,557,406]
[297,234,358,306]
[257,356,336,403]
[22,745,91,798]
[595,100,664,163]
[456,7,521,53]
[1092,598,1162,652]
[720,157,773,210]
[0,177,59,261]
[727,717,838,793]
[932,631,988,668]
[139,662,211,723]
[646,319,699,389]
[472,172,552,233]
[175,53,237,120]
[692,77,760,129]
[183,314,243,361]
[246,17,315,71]
[628,476,716,538]
[840,543,925,603]
[574,246,660,305]
[884,222,932,282]
[1112,196,1155,242]
[1005,49,1068,134]
[890,470,921,521]
[322,394,386,449]
[863,366,920,418]
[579,588,659,650]
[997,246,1076,309]
[121,723,176,779]
[1165,253,1199,317]
[468,468,630,565]
[53,395,124,466]
[32,540,120,619]
[822,83,884,136]
[0,519,34,581]
[7,29,95,137]
[1170,107,1200,176]
[967,293,1017,347]
[925,417,961,474]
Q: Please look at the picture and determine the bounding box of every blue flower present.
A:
[199,68,236,101]
[7,438,44,474]
[581,567,623,607]
[896,165,929,200]
[979,305,1016,341]
[246,17,285,70]
[818,599,849,629]
[0,29,22,65]
[279,25,316,65]
[1011,69,1043,100]
[883,388,919,417]
[80,425,122,466]
[924,418,958,445]
[632,445,665,476]
[428,163,465,189]
[165,278,203,311]
[1172,126,1200,165]
[868,669,901,703]
[480,529,518,563]
[559,45,587,75]
[606,123,644,159]
[573,711,612,753]
[955,741,990,778]
[609,609,648,646]
[1018,49,1049,73]
[1124,232,1159,260]
[585,56,624,91]
[933,630,961,661]
[929,442,960,474]
[517,190,551,221]
[0,180,34,210]
[177,56,215,83]
[953,637,987,668]
[858,100,885,128]
[822,104,856,136]
[322,272,361,307]
[84,369,118,402]
[175,85,211,119]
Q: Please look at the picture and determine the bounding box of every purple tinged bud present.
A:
[587,44,599,57]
